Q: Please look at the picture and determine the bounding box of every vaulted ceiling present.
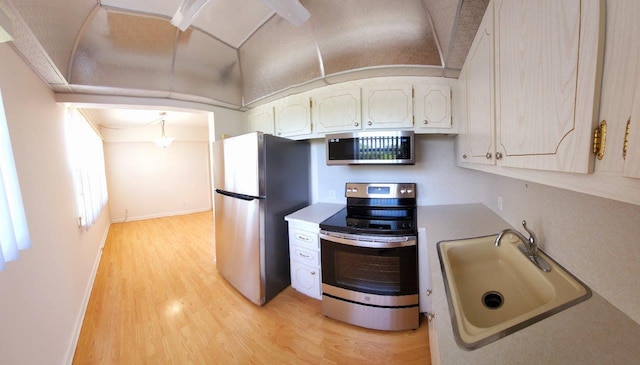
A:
[0,0,488,110]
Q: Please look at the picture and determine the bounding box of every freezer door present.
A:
[212,132,262,197]
[214,190,264,305]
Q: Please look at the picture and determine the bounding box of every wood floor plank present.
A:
[73,211,431,364]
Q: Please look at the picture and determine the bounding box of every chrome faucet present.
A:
[494,220,551,272]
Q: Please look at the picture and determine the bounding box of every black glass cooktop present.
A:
[319,207,417,236]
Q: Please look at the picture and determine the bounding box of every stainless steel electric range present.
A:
[319,182,419,331]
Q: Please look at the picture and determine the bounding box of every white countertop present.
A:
[419,204,640,364]
[284,203,344,225]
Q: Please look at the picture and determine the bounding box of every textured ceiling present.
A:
[1,0,488,111]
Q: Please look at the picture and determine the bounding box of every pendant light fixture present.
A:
[154,112,175,148]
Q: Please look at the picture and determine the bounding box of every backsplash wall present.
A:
[479,174,640,324]
[310,135,490,206]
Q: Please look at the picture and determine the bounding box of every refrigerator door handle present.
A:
[215,189,262,201]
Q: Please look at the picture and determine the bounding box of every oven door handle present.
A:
[319,231,416,248]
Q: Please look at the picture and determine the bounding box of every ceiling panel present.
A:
[422,0,460,62]
[239,16,321,104]
[307,0,442,76]
[193,0,274,48]
[88,108,208,127]
[101,0,274,48]
[100,0,176,17]
[9,0,96,79]
[445,0,489,70]
[70,9,176,90]
[174,28,242,106]
[6,0,483,110]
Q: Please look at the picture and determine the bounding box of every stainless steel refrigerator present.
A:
[212,132,310,306]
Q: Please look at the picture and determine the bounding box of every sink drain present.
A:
[482,291,504,310]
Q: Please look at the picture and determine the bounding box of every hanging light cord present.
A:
[160,119,167,137]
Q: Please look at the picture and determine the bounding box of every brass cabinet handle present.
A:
[354,121,359,127]
[368,121,373,126]
[593,120,607,160]
[486,152,492,160]
[496,152,503,160]
[623,119,630,160]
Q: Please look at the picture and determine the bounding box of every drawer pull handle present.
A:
[297,251,312,259]
[295,233,312,242]
[310,271,316,275]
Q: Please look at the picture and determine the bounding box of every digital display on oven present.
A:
[367,186,390,195]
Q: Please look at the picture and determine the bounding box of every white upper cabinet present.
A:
[596,0,640,179]
[274,95,312,138]
[312,86,362,134]
[414,83,452,130]
[246,77,454,138]
[494,0,604,173]
[362,84,414,129]
[246,104,274,135]
[460,3,495,165]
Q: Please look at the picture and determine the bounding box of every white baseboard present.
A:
[111,208,211,223]
[65,222,111,365]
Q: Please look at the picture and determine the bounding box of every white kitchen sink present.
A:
[437,234,591,350]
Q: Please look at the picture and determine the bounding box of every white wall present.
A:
[105,141,211,221]
[311,134,489,206]
[0,44,111,364]
[103,124,212,222]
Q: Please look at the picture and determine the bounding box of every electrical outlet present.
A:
[497,196,503,211]
[329,190,336,200]
[125,208,128,214]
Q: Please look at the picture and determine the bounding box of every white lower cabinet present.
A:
[290,260,321,299]
[285,203,345,301]
[288,222,322,300]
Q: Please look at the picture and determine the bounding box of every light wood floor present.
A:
[73,211,431,364]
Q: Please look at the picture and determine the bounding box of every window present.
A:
[0,90,31,270]
[67,109,108,230]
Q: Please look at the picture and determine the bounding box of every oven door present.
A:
[320,231,418,306]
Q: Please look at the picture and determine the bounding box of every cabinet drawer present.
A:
[289,228,319,250]
[290,244,320,267]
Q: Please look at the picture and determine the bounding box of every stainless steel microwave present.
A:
[325,131,415,165]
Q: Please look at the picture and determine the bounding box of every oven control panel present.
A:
[345,183,416,199]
